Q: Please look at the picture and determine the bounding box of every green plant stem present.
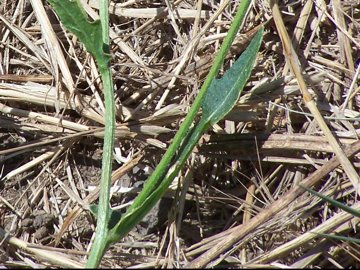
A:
[86,0,115,267]
[125,0,252,214]
[106,0,255,243]
[108,123,206,242]
[86,67,114,268]
[100,0,110,43]
[89,0,255,266]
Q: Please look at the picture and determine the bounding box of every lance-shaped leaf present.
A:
[312,233,360,244]
[48,0,110,68]
[202,28,264,126]
[106,27,264,244]
[300,184,360,218]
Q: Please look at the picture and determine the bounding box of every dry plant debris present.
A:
[0,0,360,268]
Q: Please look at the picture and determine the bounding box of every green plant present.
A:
[48,0,114,267]
[300,184,360,244]
[48,0,263,267]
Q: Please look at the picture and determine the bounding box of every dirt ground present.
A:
[1,0,360,268]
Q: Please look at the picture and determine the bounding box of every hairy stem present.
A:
[86,0,115,267]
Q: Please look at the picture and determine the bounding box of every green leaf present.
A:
[312,232,360,244]
[108,160,182,242]
[48,0,111,68]
[89,204,122,230]
[89,204,99,217]
[299,184,360,218]
[107,28,264,243]
[202,28,263,126]
[107,209,122,230]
